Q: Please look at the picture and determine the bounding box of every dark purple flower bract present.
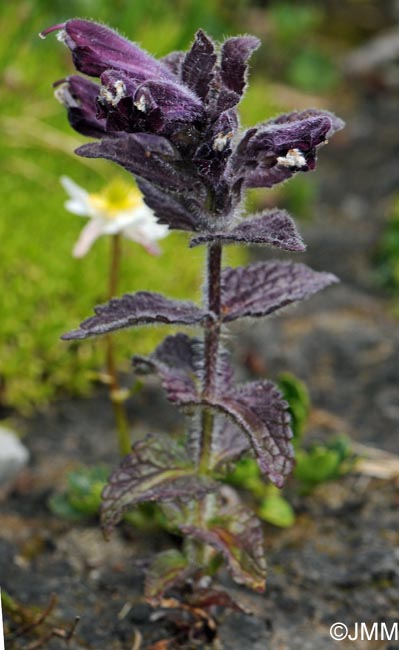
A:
[43,18,344,236]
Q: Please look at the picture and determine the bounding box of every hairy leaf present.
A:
[181,488,266,591]
[133,333,203,405]
[137,179,202,232]
[190,209,305,251]
[101,434,217,535]
[62,293,206,340]
[220,261,338,323]
[209,381,294,487]
[220,36,260,97]
[145,549,194,606]
[209,416,250,469]
[134,336,293,485]
[133,334,234,405]
[160,51,185,76]
[182,30,217,100]
[76,133,196,192]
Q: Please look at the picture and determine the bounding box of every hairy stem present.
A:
[106,234,131,457]
[199,242,222,473]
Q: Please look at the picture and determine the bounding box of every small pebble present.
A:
[0,426,29,485]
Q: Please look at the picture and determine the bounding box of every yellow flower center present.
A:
[88,179,143,219]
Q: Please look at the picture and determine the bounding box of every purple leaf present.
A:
[134,335,293,485]
[182,30,217,100]
[137,179,202,231]
[190,209,305,251]
[208,381,294,487]
[209,417,250,469]
[53,76,106,138]
[216,88,241,114]
[133,334,203,405]
[230,111,343,189]
[205,35,260,116]
[220,261,338,323]
[42,19,175,80]
[220,36,260,96]
[181,487,266,591]
[101,434,217,536]
[185,586,251,614]
[160,51,185,76]
[133,334,234,406]
[76,133,197,191]
[62,293,206,341]
[144,549,194,606]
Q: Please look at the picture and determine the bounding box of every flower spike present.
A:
[48,20,344,610]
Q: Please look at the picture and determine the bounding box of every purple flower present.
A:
[43,19,344,236]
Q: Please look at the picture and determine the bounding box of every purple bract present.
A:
[43,19,344,233]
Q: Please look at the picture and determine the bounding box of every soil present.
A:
[1,20,398,650]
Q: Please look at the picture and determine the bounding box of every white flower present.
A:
[61,176,169,257]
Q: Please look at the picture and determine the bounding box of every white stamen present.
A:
[54,83,78,108]
[134,95,147,112]
[213,132,233,152]
[276,148,307,168]
[111,80,126,106]
[56,29,67,44]
[100,80,126,107]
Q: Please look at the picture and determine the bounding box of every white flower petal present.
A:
[61,176,89,201]
[101,212,139,234]
[61,176,91,217]
[123,217,168,255]
[73,219,104,258]
[123,227,162,255]
[64,198,91,216]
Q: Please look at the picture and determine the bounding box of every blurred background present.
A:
[0,0,398,414]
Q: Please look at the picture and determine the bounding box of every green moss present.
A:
[0,0,258,412]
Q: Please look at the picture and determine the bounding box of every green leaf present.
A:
[295,447,341,487]
[48,465,110,520]
[295,435,353,489]
[145,549,193,606]
[67,465,109,515]
[258,490,295,528]
[48,493,88,521]
[225,457,260,486]
[181,489,267,592]
[278,372,310,443]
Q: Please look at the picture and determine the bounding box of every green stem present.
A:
[106,234,131,457]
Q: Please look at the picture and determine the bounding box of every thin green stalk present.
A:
[106,233,131,457]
